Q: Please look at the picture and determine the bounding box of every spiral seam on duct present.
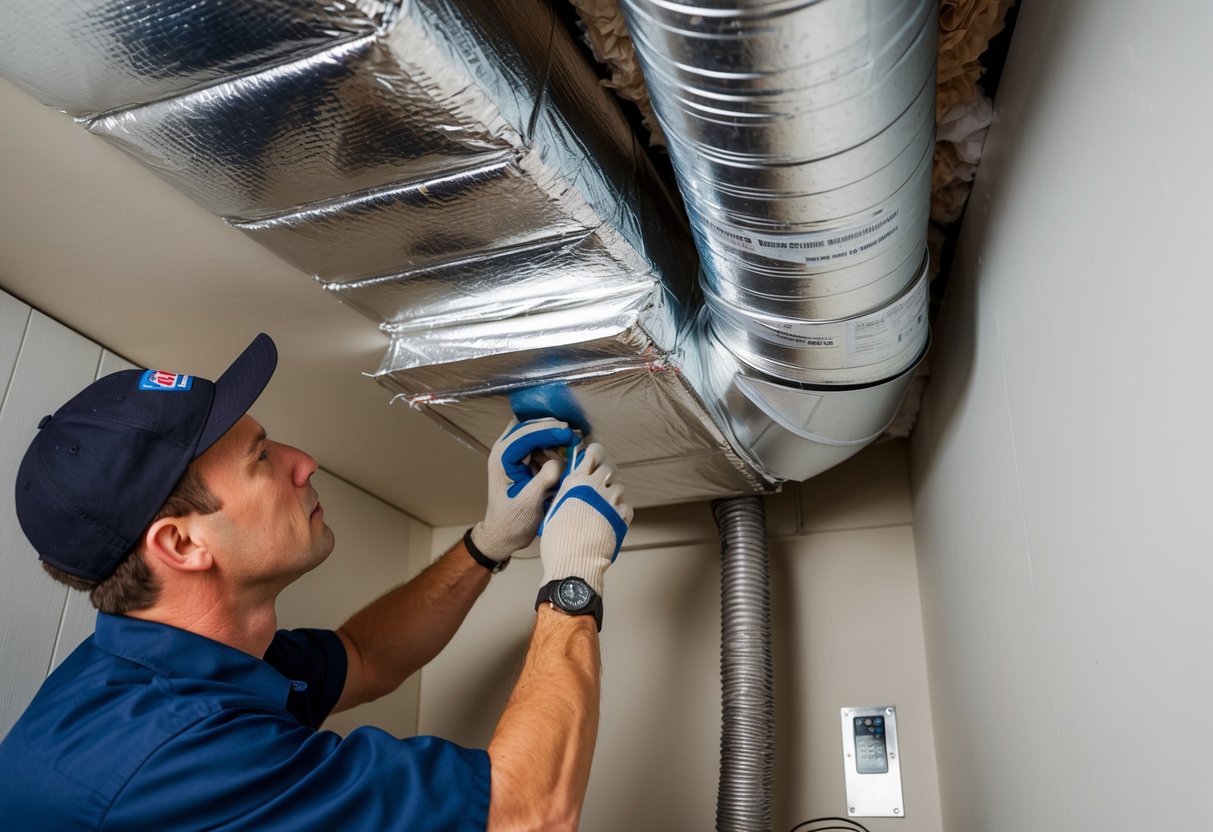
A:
[620,0,938,482]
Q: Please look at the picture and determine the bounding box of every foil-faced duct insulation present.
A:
[0,0,935,503]
[0,0,772,507]
[620,0,937,481]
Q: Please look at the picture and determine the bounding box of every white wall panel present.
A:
[0,291,31,395]
[911,2,1213,829]
[0,310,102,736]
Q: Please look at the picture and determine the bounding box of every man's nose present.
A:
[286,444,319,488]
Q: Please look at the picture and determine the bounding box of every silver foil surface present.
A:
[621,0,937,384]
[689,310,928,482]
[375,289,682,394]
[0,1,395,118]
[389,356,772,508]
[618,0,937,477]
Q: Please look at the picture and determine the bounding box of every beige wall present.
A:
[419,439,941,832]
[910,2,1213,830]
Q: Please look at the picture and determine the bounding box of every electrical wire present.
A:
[789,817,873,832]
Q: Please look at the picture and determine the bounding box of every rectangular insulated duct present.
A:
[0,0,773,506]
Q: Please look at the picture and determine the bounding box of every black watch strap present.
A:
[463,528,509,574]
[535,578,604,631]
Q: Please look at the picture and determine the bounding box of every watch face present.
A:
[557,578,592,611]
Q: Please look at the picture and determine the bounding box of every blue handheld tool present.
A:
[508,382,591,435]
[509,382,592,534]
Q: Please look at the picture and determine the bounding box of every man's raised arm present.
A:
[333,418,576,712]
[487,442,632,830]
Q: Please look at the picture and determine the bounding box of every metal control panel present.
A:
[840,705,904,817]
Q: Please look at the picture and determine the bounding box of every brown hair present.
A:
[41,461,223,614]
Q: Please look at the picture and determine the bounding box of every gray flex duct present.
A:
[0,0,935,503]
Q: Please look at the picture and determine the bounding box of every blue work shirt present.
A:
[0,612,490,830]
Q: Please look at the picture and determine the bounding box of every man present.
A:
[0,333,632,831]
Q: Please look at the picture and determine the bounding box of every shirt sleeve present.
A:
[262,627,347,728]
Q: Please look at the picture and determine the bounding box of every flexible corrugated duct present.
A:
[713,495,773,832]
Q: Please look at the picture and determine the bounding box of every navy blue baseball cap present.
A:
[15,334,278,583]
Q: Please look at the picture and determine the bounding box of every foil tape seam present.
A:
[227,150,520,228]
[388,357,657,408]
[319,228,596,291]
[375,282,662,335]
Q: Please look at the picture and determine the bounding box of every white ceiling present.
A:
[0,76,491,527]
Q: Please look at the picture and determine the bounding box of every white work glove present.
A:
[470,418,577,561]
[540,443,633,596]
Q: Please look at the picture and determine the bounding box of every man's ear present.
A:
[142,515,214,574]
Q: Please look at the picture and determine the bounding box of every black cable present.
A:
[788,817,873,832]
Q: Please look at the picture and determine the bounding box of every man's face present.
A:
[191,415,335,586]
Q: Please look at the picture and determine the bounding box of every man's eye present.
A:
[258,450,269,461]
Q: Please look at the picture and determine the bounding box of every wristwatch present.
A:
[535,577,603,631]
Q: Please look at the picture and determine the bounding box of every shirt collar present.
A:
[92,612,296,707]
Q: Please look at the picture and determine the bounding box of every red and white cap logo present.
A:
[138,369,194,391]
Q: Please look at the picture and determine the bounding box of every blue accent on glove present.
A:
[546,484,629,562]
[502,424,577,498]
[538,436,584,535]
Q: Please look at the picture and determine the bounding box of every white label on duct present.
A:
[714,308,842,348]
[846,271,928,364]
[702,203,901,267]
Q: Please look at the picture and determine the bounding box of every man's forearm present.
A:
[333,540,491,711]
[487,606,601,831]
